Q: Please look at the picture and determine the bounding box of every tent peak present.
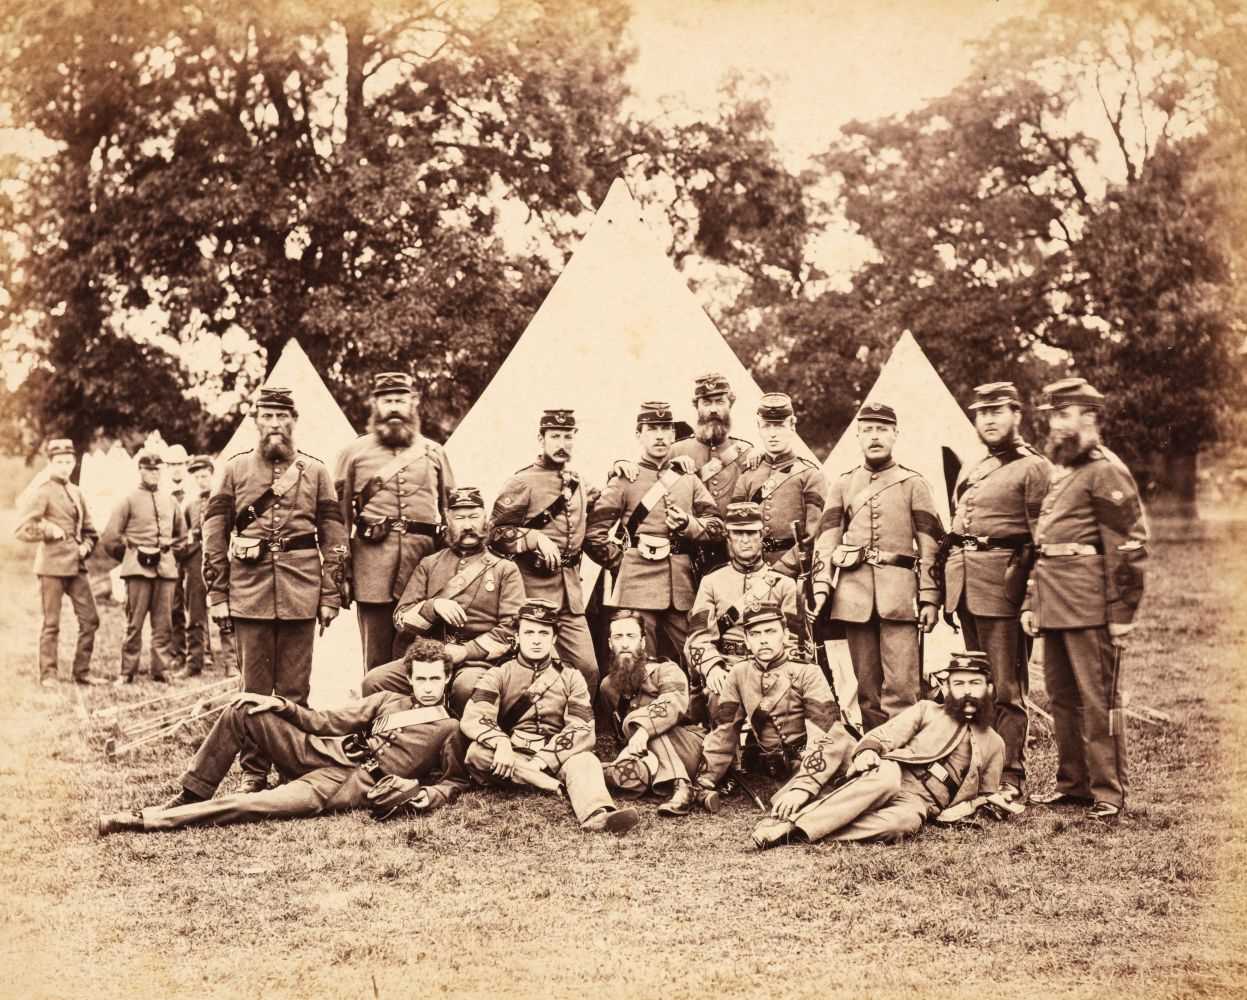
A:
[596,176,643,226]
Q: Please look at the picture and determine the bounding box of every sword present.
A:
[1108,641,1124,737]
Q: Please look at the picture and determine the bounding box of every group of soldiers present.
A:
[18,366,1148,843]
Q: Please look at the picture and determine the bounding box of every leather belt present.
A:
[916,759,962,799]
[1039,542,1102,557]
[762,536,795,553]
[719,639,749,658]
[626,536,695,557]
[865,547,916,569]
[391,519,439,537]
[949,533,1031,552]
[560,548,582,568]
[267,531,318,552]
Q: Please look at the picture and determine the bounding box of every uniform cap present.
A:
[539,408,577,431]
[371,372,415,397]
[968,382,1022,411]
[608,609,646,629]
[724,501,764,531]
[693,372,733,399]
[446,486,485,510]
[944,650,993,678]
[136,451,164,470]
[44,438,75,458]
[741,599,784,630]
[1037,377,1104,411]
[516,598,561,628]
[856,401,897,425]
[164,444,189,464]
[757,392,794,422]
[187,455,214,473]
[255,386,296,412]
[636,401,675,426]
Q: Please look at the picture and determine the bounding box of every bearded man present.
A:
[334,372,456,670]
[1022,377,1147,821]
[751,652,1006,849]
[203,386,347,793]
[599,610,720,816]
[361,487,525,715]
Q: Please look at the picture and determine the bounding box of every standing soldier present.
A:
[731,392,825,577]
[489,409,599,696]
[685,501,800,716]
[103,450,186,685]
[175,456,238,678]
[362,487,525,713]
[584,400,725,664]
[334,371,454,671]
[14,438,102,686]
[164,443,191,671]
[811,402,943,731]
[940,382,1049,802]
[1022,377,1147,821]
[203,386,347,793]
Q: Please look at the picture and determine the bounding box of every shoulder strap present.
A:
[844,469,917,524]
[525,476,579,530]
[357,442,434,511]
[699,441,743,483]
[235,461,303,533]
[624,467,682,539]
[437,555,496,602]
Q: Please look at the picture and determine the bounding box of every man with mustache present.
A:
[940,382,1050,803]
[103,450,186,684]
[811,401,944,731]
[488,409,599,696]
[599,610,720,816]
[751,651,1006,848]
[203,386,348,793]
[362,487,525,714]
[585,401,725,666]
[685,501,800,720]
[611,373,756,579]
[14,438,102,686]
[695,600,841,794]
[731,393,825,577]
[334,372,456,671]
[1022,377,1147,821]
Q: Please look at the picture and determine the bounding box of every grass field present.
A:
[1,514,1245,1000]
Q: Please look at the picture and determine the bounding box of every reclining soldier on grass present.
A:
[97,638,467,834]
[750,650,1018,849]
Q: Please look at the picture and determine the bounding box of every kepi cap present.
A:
[372,372,415,397]
[741,599,784,630]
[137,451,164,470]
[856,401,897,425]
[516,598,561,628]
[968,382,1022,411]
[45,438,75,458]
[255,386,296,412]
[446,486,485,510]
[187,455,214,473]
[1037,377,1104,411]
[944,650,993,678]
[724,501,764,531]
[539,408,577,431]
[636,401,675,426]
[757,392,794,422]
[693,372,733,400]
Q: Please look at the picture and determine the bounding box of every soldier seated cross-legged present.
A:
[97,639,467,835]
[459,599,641,835]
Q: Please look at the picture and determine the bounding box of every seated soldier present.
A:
[685,501,800,721]
[751,651,1009,849]
[460,599,640,834]
[599,609,721,817]
[696,599,840,795]
[97,638,466,834]
[362,487,525,714]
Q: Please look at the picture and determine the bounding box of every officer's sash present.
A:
[749,460,802,504]
[356,442,435,512]
[524,476,580,529]
[699,442,744,483]
[435,553,497,603]
[371,704,450,736]
[623,467,685,539]
[235,460,304,533]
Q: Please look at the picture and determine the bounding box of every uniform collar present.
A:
[730,557,765,573]
[751,653,788,674]
[517,653,558,673]
[765,450,796,467]
[140,482,159,493]
[863,457,896,473]
[536,455,566,471]
[639,458,672,473]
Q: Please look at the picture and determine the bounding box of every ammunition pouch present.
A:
[830,544,866,569]
[135,545,165,569]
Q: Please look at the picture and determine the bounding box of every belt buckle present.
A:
[865,546,880,564]
[269,535,287,552]
[963,536,981,551]
[394,520,408,536]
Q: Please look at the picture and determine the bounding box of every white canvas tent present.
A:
[820,331,986,710]
[219,338,362,707]
[446,177,815,596]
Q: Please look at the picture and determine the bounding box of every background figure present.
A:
[163,443,191,671]
[177,456,237,678]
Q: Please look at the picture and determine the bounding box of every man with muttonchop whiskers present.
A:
[751,651,1009,849]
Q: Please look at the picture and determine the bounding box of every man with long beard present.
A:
[750,652,1005,849]
[489,409,599,696]
[1022,377,1147,821]
[599,610,721,816]
[611,373,755,578]
[203,386,347,793]
[334,372,455,671]
[940,382,1050,803]
[361,487,525,714]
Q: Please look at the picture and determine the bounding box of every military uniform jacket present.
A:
[685,561,799,680]
[14,477,98,577]
[701,655,838,783]
[584,460,725,611]
[272,691,467,808]
[849,700,1005,808]
[102,486,185,580]
[489,459,589,614]
[1024,446,1147,628]
[461,655,596,773]
[731,451,826,576]
[600,659,691,739]
[334,433,455,603]
[944,443,1050,617]
[393,548,525,662]
[813,461,943,622]
[202,449,347,620]
[180,491,210,563]
[670,435,756,514]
